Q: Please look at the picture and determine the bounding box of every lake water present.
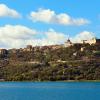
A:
[0,82,100,100]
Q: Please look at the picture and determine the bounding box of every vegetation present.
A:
[0,44,100,81]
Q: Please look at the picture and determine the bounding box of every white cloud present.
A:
[17,29,67,47]
[0,24,95,49]
[71,31,95,43]
[0,25,67,48]
[0,25,37,48]
[0,4,21,18]
[37,29,67,46]
[29,8,89,26]
[0,25,37,39]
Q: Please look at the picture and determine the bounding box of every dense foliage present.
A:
[0,44,100,81]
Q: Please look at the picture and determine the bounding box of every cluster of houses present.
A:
[64,37,100,47]
[0,37,100,55]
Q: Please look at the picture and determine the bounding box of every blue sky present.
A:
[0,0,100,48]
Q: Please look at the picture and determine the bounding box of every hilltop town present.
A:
[0,37,100,56]
[0,37,100,81]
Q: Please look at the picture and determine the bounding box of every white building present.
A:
[82,38,100,45]
[64,39,73,47]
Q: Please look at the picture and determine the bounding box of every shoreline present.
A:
[0,80,100,82]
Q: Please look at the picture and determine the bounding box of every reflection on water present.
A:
[0,82,100,100]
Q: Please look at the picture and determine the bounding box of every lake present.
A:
[0,82,100,100]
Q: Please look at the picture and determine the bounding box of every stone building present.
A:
[8,48,18,53]
[25,45,33,51]
[0,49,7,55]
[64,39,73,47]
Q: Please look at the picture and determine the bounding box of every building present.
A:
[50,45,63,50]
[95,39,100,45]
[25,45,33,51]
[8,48,18,53]
[82,38,100,45]
[0,49,8,55]
[64,39,73,47]
[80,47,85,52]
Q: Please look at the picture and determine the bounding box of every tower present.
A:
[64,38,73,47]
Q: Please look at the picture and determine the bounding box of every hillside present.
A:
[0,43,100,81]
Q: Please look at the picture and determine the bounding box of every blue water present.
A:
[0,82,100,100]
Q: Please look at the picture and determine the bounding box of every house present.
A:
[80,47,85,52]
[8,48,18,53]
[24,45,33,51]
[50,45,63,50]
[0,49,7,55]
[82,38,100,45]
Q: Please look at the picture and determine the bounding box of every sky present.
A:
[0,0,100,49]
